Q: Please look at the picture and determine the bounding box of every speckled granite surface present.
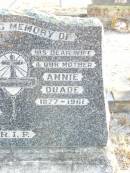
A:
[0,11,116,173]
[0,12,108,148]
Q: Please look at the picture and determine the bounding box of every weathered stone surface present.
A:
[0,147,117,173]
[0,13,108,150]
[0,11,115,173]
[0,10,118,173]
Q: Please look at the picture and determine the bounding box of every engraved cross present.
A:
[1,54,23,78]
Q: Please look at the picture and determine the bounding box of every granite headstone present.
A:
[0,13,108,153]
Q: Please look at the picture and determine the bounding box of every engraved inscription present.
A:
[42,73,83,81]
[31,49,95,57]
[0,131,36,139]
[0,22,77,41]
[36,98,89,106]
[41,86,83,94]
[33,61,96,69]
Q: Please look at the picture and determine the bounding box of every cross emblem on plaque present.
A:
[0,52,28,120]
[1,54,26,78]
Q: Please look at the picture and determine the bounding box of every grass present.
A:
[110,113,130,170]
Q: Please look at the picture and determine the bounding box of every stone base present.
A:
[107,90,130,113]
[0,163,114,173]
[0,147,118,173]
